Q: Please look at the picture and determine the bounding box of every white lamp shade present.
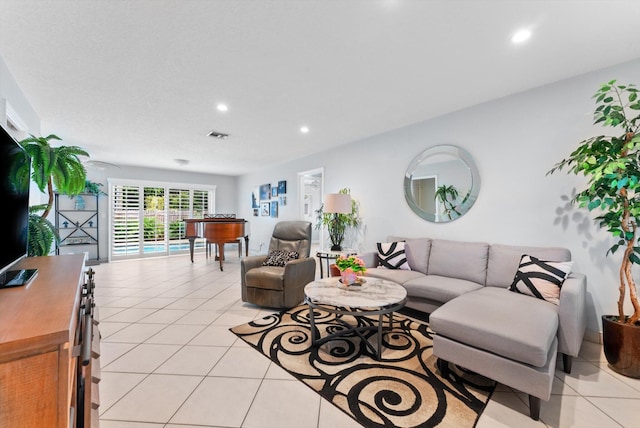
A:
[324,193,352,214]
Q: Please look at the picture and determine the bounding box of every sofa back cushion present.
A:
[427,239,489,285]
[487,244,571,288]
[387,236,431,274]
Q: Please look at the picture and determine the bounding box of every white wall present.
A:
[238,58,640,334]
[0,55,44,207]
[0,56,39,134]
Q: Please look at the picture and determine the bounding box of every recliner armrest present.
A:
[283,257,317,289]
[557,272,587,357]
[241,255,268,287]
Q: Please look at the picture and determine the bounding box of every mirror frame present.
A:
[404,145,480,223]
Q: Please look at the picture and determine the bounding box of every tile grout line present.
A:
[97,287,223,418]
[162,334,264,427]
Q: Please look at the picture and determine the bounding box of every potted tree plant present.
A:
[315,188,362,251]
[13,134,89,256]
[548,80,640,377]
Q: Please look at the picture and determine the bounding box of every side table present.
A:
[315,249,357,278]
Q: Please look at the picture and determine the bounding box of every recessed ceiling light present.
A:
[216,103,228,112]
[174,158,190,166]
[512,29,532,44]
[300,126,309,134]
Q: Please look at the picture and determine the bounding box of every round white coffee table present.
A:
[304,277,407,359]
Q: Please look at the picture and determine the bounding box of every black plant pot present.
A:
[602,315,640,378]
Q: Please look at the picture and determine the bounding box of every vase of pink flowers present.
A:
[335,255,366,286]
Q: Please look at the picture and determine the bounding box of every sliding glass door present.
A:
[109,179,216,260]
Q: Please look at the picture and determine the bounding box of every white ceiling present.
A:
[1,1,639,176]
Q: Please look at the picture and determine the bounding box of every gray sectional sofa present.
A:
[359,237,587,420]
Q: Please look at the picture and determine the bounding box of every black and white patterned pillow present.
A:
[262,250,299,267]
[377,241,410,270]
[509,254,573,305]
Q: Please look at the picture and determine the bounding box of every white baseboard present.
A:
[583,329,602,344]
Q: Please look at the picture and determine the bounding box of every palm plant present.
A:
[27,204,58,257]
[13,134,89,256]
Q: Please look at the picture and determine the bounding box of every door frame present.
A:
[297,167,324,245]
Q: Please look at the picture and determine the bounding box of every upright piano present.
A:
[183,218,249,271]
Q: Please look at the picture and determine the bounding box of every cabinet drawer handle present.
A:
[81,304,93,366]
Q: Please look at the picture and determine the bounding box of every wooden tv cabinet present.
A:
[0,254,100,427]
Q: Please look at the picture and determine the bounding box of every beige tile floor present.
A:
[94,252,640,428]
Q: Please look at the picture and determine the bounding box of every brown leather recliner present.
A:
[241,221,316,309]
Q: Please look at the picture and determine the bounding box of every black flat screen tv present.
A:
[0,123,37,288]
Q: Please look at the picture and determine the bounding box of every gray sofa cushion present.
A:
[428,239,489,285]
[430,287,559,367]
[486,244,571,288]
[364,267,426,285]
[387,236,431,274]
[404,275,483,304]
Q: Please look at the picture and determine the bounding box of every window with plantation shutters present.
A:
[108,179,216,260]
[144,186,166,253]
[192,189,209,218]
[111,185,141,257]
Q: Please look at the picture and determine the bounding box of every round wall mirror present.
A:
[404,145,480,223]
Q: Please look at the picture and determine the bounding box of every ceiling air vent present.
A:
[207,130,229,139]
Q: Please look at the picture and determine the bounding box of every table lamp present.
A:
[324,193,352,250]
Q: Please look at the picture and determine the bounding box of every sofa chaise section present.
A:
[359,236,587,420]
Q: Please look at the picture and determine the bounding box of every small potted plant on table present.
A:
[335,255,367,286]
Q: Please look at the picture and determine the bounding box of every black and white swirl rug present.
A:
[230,305,495,428]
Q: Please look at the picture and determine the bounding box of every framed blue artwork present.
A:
[252,187,259,208]
[259,184,271,201]
[278,180,287,195]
